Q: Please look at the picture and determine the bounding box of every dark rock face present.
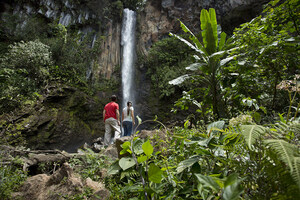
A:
[137,0,270,56]
[1,85,104,152]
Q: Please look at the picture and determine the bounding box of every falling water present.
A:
[121,9,136,109]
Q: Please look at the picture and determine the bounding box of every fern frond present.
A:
[264,139,298,172]
[272,121,300,137]
[292,157,300,190]
[220,127,242,150]
[120,168,139,180]
[239,125,266,150]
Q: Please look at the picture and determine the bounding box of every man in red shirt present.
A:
[103,95,121,146]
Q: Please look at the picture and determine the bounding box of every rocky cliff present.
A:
[137,0,269,56]
[1,0,269,79]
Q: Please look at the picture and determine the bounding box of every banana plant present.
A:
[169,8,235,118]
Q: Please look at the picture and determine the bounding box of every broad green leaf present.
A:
[207,121,225,135]
[222,181,243,200]
[200,9,209,34]
[148,163,163,183]
[218,32,226,50]
[195,173,220,192]
[253,112,261,123]
[224,173,238,188]
[119,157,136,171]
[209,8,218,48]
[107,161,121,175]
[201,8,217,54]
[177,156,200,173]
[133,139,143,155]
[137,155,147,163]
[142,140,153,157]
[209,50,225,59]
[120,141,131,155]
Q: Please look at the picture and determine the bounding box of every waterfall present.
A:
[121,9,136,109]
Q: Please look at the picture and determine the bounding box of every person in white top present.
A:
[122,101,135,136]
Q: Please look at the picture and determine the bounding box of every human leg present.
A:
[107,118,121,141]
[127,121,133,136]
[104,120,112,146]
[123,121,129,136]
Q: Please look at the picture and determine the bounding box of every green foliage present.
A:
[104,116,300,199]
[122,0,146,10]
[2,40,52,80]
[239,124,266,150]
[170,8,232,119]
[0,40,52,114]
[0,156,27,199]
[229,114,254,126]
[144,36,194,99]
[223,0,300,116]
[69,148,110,181]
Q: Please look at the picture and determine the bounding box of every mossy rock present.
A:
[0,84,106,153]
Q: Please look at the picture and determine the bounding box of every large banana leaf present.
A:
[169,32,207,60]
[219,32,227,50]
[168,74,190,85]
[200,8,217,54]
[186,62,208,71]
[179,20,205,53]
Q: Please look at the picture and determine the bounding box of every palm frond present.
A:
[239,125,266,150]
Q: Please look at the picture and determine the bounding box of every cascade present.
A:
[121,8,136,109]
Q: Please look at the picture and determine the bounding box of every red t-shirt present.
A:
[104,102,119,121]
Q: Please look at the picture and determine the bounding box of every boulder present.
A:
[13,163,110,200]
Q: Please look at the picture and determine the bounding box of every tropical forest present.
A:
[0,0,299,199]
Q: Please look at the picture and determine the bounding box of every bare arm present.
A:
[131,109,135,125]
[122,110,124,122]
[103,109,106,122]
[116,109,120,125]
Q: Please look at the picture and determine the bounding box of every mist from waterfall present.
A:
[121,9,136,109]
